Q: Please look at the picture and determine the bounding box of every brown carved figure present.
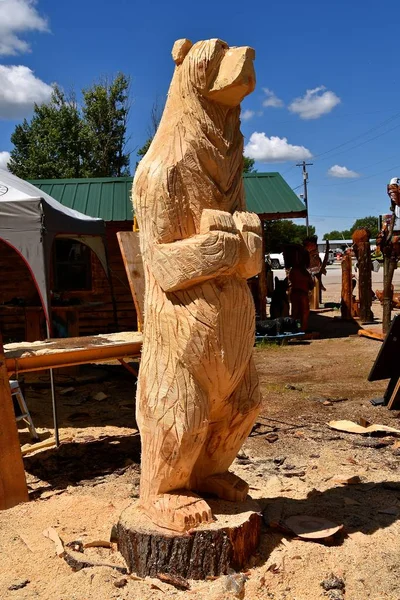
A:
[376,178,400,332]
[283,244,314,331]
[289,265,314,331]
[132,38,262,532]
[270,276,289,319]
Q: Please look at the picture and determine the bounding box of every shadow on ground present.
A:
[308,311,361,339]
[257,480,400,563]
[18,364,138,436]
[24,433,141,495]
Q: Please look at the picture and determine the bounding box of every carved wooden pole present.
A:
[310,277,320,310]
[0,332,28,509]
[383,255,396,334]
[352,228,373,324]
[341,253,353,319]
[258,219,267,319]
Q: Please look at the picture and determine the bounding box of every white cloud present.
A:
[242,109,255,121]
[0,151,11,170]
[0,65,52,119]
[244,132,312,163]
[328,164,360,178]
[0,0,49,56]
[289,86,341,120]
[262,88,284,108]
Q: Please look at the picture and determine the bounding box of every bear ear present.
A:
[172,39,193,65]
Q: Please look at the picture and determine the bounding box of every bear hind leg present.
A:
[137,366,213,531]
[191,358,261,502]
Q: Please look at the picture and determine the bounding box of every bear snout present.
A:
[208,46,256,107]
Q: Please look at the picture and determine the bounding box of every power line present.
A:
[281,110,400,175]
[311,161,400,188]
[311,110,400,161]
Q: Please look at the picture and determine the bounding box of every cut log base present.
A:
[116,498,261,580]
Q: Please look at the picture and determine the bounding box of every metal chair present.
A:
[10,380,40,442]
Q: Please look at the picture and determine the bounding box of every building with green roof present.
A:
[30,172,306,222]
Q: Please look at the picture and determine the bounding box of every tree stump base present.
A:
[116,498,261,579]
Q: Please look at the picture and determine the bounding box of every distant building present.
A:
[318,239,377,253]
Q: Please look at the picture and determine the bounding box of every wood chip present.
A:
[265,433,279,443]
[59,387,75,395]
[63,548,127,573]
[93,392,108,401]
[157,573,190,590]
[284,515,342,540]
[22,436,72,456]
[83,540,113,549]
[42,527,65,557]
[328,420,400,435]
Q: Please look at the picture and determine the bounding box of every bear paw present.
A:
[145,491,213,532]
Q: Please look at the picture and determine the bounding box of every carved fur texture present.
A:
[132,38,262,532]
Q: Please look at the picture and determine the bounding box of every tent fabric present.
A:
[0,169,107,331]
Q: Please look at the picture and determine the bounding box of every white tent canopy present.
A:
[0,169,108,332]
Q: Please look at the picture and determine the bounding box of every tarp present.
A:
[0,169,107,333]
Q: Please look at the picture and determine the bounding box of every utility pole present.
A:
[296,161,313,236]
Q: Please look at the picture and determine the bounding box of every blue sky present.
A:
[1,0,400,238]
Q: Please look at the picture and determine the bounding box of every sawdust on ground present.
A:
[1,275,400,600]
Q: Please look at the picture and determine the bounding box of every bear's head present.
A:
[172,38,255,107]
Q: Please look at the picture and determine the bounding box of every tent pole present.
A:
[45,321,60,448]
[104,233,119,331]
[49,368,59,447]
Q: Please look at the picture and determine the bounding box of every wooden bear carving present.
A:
[132,38,262,532]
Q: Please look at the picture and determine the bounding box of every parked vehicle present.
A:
[319,250,334,265]
[267,253,285,269]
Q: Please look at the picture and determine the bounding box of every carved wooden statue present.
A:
[132,39,262,533]
[283,244,314,331]
[376,178,400,333]
[352,227,373,324]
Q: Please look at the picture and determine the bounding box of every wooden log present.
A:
[117,231,144,331]
[352,228,373,324]
[116,498,261,579]
[310,277,320,310]
[387,377,400,410]
[0,332,28,510]
[383,256,396,334]
[258,219,267,320]
[341,254,353,319]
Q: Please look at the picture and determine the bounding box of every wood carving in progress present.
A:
[132,38,262,533]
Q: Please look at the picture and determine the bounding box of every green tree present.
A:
[264,220,316,253]
[323,229,351,240]
[243,156,256,173]
[82,73,131,177]
[350,216,379,238]
[323,216,379,241]
[9,85,84,179]
[323,230,342,241]
[9,74,131,179]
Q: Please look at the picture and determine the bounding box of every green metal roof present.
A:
[30,177,133,222]
[30,172,306,222]
[243,172,306,219]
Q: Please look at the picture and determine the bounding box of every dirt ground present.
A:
[1,277,400,600]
